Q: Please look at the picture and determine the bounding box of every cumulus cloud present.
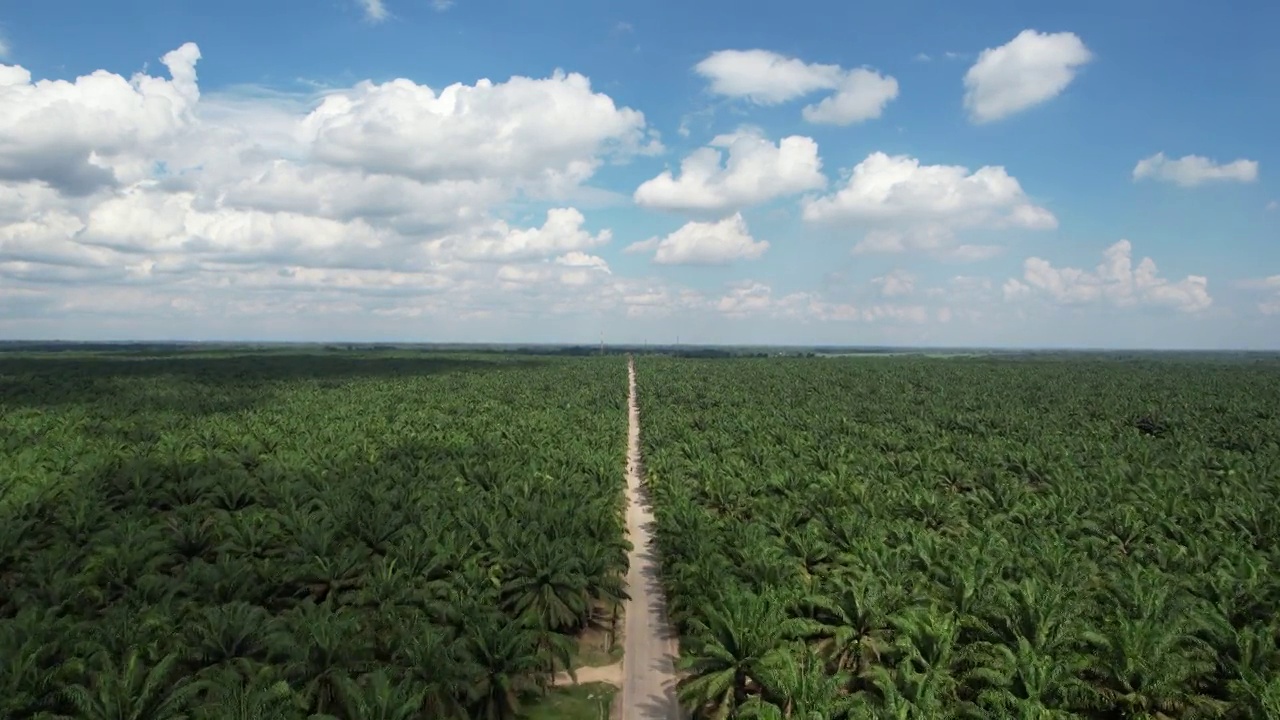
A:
[801,68,899,125]
[625,213,768,265]
[633,128,824,213]
[963,30,1092,123]
[300,71,657,187]
[0,42,675,330]
[694,50,844,104]
[1132,152,1259,187]
[803,152,1054,259]
[0,42,202,195]
[554,250,610,273]
[803,153,1053,226]
[693,49,897,124]
[427,208,611,262]
[1006,240,1212,313]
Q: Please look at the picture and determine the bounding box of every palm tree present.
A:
[395,628,471,718]
[274,602,366,716]
[193,666,300,720]
[458,612,546,720]
[185,601,277,676]
[61,650,207,720]
[499,541,590,634]
[1226,672,1280,720]
[1083,598,1226,718]
[965,637,1095,719]
[313,670,427,720]
[739,643,856,719]
[869,607,970,718]
[794,572,904,678]
[677,590,811,718]
[577,540,630,650]
[0,615,67,718]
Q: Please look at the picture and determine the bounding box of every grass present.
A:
[523,682,617,719]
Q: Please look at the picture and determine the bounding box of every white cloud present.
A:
[1267,200,1277,211]
[0,42,202,195]
[431,0,455,10]
[801,68,898,126]
[804,152,1054,259]
[963,29,1092,123]
[803,153,1053,226]
[694,49,844,104]
[625,213,768,265]
[1132,152,1259,187]
[0,33,10,59]
[555,250,610,273]
[1002,277,1032,300]
[693,49,898,125]
[300,71,657,188]
[872,269,915,297]
[633,128,824,213]
[358,0,389,22]
[1,41,1252,345]
[427,208,611,262]
[1008,240,1212,313]
[716,281,776,316]
[0,42,674,330]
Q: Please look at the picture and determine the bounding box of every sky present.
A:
[0,0,1278,348]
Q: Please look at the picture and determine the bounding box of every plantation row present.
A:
[0,353,628,719]
[637,356,1280,719]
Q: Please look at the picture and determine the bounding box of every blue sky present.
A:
[0,0,1277,348]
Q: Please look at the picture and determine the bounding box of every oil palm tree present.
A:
[794,572,904,678]
[739,643,857,719]
[61,649,207,720]
[677,590,811,718]
[499,542,589,634]
[313,670,427,720]
[458,612,546,720]
[193,666,300,720]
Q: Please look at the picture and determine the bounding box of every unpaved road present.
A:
[620,357,682,719]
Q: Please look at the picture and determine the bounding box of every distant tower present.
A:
[600,331,605,356]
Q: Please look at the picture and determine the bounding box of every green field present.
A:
[0,351,628,719]
[3,349,1279,719]
[639,356,1280,718]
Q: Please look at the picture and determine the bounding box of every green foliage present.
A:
[638,356,1280,719]
[0,351,629,719]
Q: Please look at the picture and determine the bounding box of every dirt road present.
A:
[620,357,683,719]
